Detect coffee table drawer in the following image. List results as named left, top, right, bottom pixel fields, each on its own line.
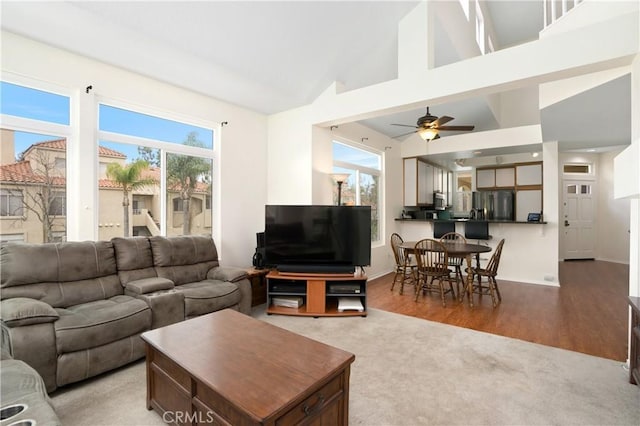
left=152, top=350, right=191, bottom=390
left=276, top=373, right=344, bottom=425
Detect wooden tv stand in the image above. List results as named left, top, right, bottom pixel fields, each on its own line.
left=266, top=270, right=367, bottom=317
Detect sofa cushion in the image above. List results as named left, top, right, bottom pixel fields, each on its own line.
left=150, top=235, right=219, bottom=267
left=54, top=295, right=151, bottom=353
left=112, top=237, right=157, bottom=285
left=1, top=241, right=117, bottom=287
left=124, top=277, right=174, bottom=295
left=1, top=297, right=59, bottom=327
left=174, top=281, right=241, bottom=317
left=0, top=241, right=122, bottom=308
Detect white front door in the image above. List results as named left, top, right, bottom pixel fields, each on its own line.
left=561, top=180, right=596, bottom=260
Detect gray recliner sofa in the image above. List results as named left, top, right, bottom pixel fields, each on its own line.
left=0, top=235, right=251, bottom=393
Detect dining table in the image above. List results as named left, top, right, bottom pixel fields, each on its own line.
left=399, top=240, right=493, bottom=307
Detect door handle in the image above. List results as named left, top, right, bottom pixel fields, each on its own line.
left=564, top=220, right=570, bottom=227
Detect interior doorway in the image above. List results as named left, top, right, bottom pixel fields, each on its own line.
left=561, top=179, right=596, bottom=260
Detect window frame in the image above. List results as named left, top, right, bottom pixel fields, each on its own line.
left=332, top=138, right=384, bottom=246
left=96, top=98, right=219, bottom=238
left=0, top=75, right=72, bottom=242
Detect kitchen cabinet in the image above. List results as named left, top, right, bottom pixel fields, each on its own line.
left=404, top=158, right=432, bottom=206
left=516, top=163, right=542, bottom=186
left=495, top=167, right=515, bottom=187
left=516, top=189, right=542, bottom=221
left=477, top=167, right=515, bottom=189
left=476, top=169, right=495, bottom=188
left=446, top=171, right=453, bottom=206
left=404, top=158, right=450, bottom=207
left=474, top=162, right=543, bottom=221
left=418, top=160, right=433, bottom=204
left=434, top=167, right=443, bottom=193
left=404, top=158, right=418, bottom=206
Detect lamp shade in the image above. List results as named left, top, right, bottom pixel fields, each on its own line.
left=331, top=173, right=351, bottom=183
left=418, top=128, right=438, bottom=141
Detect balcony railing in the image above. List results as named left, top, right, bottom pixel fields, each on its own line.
left=544, top=0, right=584, bottom=28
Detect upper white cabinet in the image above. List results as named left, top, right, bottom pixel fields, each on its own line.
left=404, top=158, right=418, bottom=206
left=476, top=169, right=495, bottom=189
left=495, top=167, right=515, bottom=187
left=417, top=161, right=433, bottom=204
left=403, top=158, right=448, bottom=206
left=516, top=163, right=543, bottom=186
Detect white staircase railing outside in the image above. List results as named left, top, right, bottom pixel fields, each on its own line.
left=543, top=0, right=584, bottom=28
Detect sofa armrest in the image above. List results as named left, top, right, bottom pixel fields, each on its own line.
left=125, top=277, right=174, bottom=295
left=0, top=298, right=59, bottom=327
left=207, top=266, right=248, bottom=283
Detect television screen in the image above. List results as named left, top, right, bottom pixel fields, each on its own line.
left=264, top=205, right=371, bottom=273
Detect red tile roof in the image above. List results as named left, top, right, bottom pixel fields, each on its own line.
left=0, top=161, right=65, bottom=186
left=2, top=144, right=209, bottom=193
left=22, top=139, right=126, bottom=159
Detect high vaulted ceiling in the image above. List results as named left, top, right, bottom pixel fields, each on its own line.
left=1, top=1, right=632, bottom=157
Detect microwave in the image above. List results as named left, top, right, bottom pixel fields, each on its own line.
left=433, top=192, right=445, bottom=210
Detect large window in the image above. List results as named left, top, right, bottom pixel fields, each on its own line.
left=0, top=81, right=70, bottom=243
left=98, top=103, right=215, bottom=239
left=332, top=140, right=382, bottom=243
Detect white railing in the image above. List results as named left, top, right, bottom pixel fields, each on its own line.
left=544, top=0, right=584, bottom=28
left=144, top=210, right=161, bottom=236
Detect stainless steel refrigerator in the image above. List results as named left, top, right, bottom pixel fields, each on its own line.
left=472, top=190, right=514, bottom=221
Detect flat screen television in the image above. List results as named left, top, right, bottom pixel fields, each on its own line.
left=264, top=205, right=371, bottom=274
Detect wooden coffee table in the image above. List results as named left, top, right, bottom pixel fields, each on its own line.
left=141, top=309, right=355, bottom=425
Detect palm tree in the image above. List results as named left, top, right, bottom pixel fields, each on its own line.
left=106, top=160, right=156, bottom=237
left=167, top=132, right=212, bottom=235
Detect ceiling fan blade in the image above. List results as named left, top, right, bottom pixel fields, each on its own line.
left=431, top=116, right=454, bottom=127
left=437, top=125, right=475, bottom=131
left=391, top=130, right=418, bottom=139
left=391, top=123, right=418, bottom=128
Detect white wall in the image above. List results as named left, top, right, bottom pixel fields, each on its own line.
left=266, top=105, right=313, bottom=205
left=1, top=31, right=268, bottom=268
left=597, top=149, right=631, bottom=264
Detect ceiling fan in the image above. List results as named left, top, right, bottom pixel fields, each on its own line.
left=391, top=107, right=475, bottom=141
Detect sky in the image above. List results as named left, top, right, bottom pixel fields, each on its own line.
left=2, top=81, right=380, bottom=170
left=1, top=81, right=213, bottom=161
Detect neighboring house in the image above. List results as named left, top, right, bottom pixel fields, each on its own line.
left=0, top=135, right=67, bottom=243
left=0, top=134, right=212, bottom=243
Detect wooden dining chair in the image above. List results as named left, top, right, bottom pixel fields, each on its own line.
left=390, top=233, right=416, bottom=294
left=468, top=239, right=505, bottom=307
left=439, top=232, right=467, bottom=296
left=413, top=239, right=455, bottom=307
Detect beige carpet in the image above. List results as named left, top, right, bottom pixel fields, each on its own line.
left=51, top=307, right=640, bottom=425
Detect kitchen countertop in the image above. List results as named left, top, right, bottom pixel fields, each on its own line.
left=395, top=218, right=547, bottom=224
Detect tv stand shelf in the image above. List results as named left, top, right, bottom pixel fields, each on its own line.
left=266, top=271, right=367, bottom=317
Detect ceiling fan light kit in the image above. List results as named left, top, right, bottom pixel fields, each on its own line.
left=391, top=106, right=475, bottom=141
left=418, top=128, right=438, bottom=141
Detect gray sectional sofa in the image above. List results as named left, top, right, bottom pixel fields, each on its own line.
left=0, top=235, right=251, bottom=394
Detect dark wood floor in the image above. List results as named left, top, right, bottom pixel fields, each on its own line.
left=367, top=260, right=630, bottom=361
